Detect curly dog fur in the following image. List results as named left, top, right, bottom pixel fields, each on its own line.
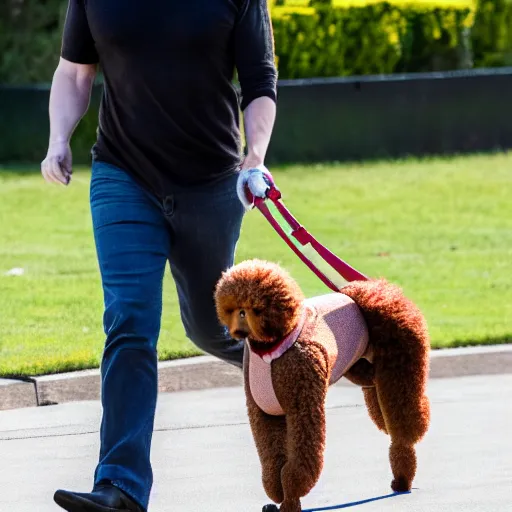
left=214, top=259, right=430, bottom=512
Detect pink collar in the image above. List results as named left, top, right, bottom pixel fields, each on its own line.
left=248, top=307, right=307, bottom=363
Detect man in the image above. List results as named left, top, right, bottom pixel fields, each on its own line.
left=41, top=0, right=277, bottom=510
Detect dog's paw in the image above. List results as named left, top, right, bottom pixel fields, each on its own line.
left=262, top=504, right=279, bottom=512
left=391, top=476, right=412, bottom=493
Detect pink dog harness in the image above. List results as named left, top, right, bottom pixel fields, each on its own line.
left=247, top=293, right=370, bottom=416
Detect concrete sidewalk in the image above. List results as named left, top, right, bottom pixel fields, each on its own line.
left=2, top=343, right=512, bottom=411
left=1, top=373, right=511, bottom=512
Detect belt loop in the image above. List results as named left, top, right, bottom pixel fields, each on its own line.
left=163, top=195, right=174, bottom=216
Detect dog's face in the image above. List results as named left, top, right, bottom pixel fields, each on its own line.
left=214, top=259, right=305, bottom=344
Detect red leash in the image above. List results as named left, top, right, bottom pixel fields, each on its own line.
left=248, top=177, right=369, bottom=291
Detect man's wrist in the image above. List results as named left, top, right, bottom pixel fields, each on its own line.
left=242, top=150, right=265, bottom=170
left=49, top=136, right=70, bottom=145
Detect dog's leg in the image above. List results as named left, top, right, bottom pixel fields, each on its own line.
left=344, top=359, right=388, bottom=434
left=273, top=343, right=330, bottom=512
left=375, top=365, right=430, bottom=492
left=362, top=386, right=388, bottom=434
left=341, top=278, right=430, bottom=492
left=247, top=398, right=288, bottom=504
left=344, top=359, right=387, bottom=433
left=243, top=346, right=287, bottom=504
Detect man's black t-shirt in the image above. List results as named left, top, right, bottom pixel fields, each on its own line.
left=61, top=0, right=277, bottom=198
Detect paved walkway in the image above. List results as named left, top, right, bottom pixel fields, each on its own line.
left=1, top=374, right=510, bottom=512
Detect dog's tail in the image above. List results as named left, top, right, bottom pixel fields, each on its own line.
left=341, top=278, right=431, bottom=443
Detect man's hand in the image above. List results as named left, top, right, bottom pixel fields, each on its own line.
left=41, top=140, right=73, bottom=185
left=236, top=165, right=274, bottom=210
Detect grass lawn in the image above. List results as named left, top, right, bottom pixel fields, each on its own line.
left=0, top=152, right=511, bottom=377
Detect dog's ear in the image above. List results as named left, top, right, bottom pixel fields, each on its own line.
left=214, top=268, right=235, bottom=302
left=214, top=278, right=234, bottom=316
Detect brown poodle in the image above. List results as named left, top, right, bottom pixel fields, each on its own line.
left=214, top=259, right=430, bottom=512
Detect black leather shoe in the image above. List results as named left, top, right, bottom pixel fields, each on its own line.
left=54, top=482, right=144, bottom=512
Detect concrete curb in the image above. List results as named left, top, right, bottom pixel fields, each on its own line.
left=0, top=379, right=38, bottom=409
left=1, top=344, right=511, bottom=411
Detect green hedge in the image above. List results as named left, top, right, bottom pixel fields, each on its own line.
left=0, top=0, right=65, bottom=84
left=471, top=0, right=512, bottom=67
left=1, top=0, right=510, bottom=86
left=271, top=0, right=475, bottom=78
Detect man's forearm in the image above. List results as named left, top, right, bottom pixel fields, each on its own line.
left=49, top=59, right=97, bottom=144
left=242, top=96, right=276, bottom=169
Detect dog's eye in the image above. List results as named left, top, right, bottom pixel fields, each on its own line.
left=239, top=310, right=246, bottom=318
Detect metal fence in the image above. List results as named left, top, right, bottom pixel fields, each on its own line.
left=1, top=67, right=511, bottom=167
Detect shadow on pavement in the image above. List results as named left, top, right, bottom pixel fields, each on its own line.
left=304, top=491, right=411, bottom=510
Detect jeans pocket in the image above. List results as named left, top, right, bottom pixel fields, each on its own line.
left=90, top=163, right=159, bottom=230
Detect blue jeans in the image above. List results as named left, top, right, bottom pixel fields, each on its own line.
left=89, top=161, right=245, bottom=510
